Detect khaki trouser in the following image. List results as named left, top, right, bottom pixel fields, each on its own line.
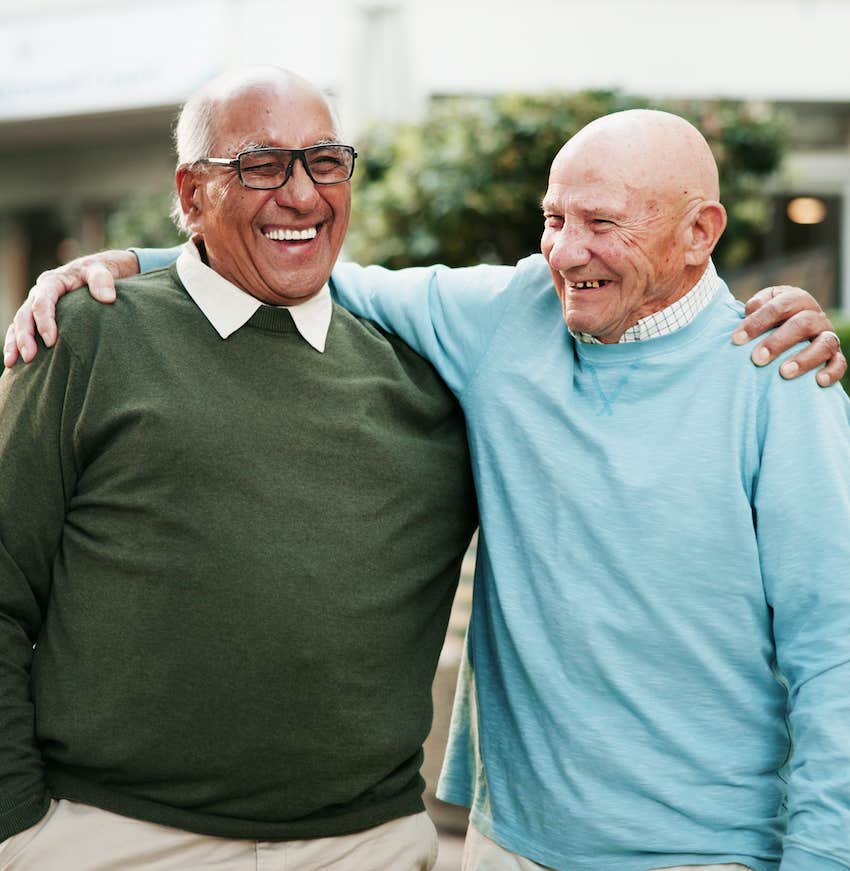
left=462, top=825, right=754, bottom=871
left=0, top=799, right=438, bottom=871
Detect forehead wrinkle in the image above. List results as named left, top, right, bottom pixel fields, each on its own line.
left=548, top=184, right=631, bottom=221
left=541, top=193, right=562, bottom=213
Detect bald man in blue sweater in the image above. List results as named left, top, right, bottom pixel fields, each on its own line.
left=325, top=111, right=850, bottom=871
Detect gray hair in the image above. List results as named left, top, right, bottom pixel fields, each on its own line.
left=170, top=86, right=218, bottom=233
left=169, top=66, right=344, bottom=235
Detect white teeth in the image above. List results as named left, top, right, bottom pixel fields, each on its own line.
left=264, top=227, right=318, bottom=241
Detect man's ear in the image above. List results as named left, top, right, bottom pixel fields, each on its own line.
left=176, top=165, right=204, bottom=233
left=684, top=202, right=727, bottom=266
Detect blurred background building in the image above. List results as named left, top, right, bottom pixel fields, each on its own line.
left=2, top=0, right=849, bottom=327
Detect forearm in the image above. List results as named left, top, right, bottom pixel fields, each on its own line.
left=0, top=584, right=50, bottom=840
left=0, top=420, right=53, bottom=838
left=780, top=655, right=850, bottom=868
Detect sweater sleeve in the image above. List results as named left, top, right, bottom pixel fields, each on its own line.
left=753, top=370, right=850, bottom=870
left=330, top=260, right=517, bottom=396
left=131, top=245, right=183, bottom=273
left=0, top=339, right=84, bottom=840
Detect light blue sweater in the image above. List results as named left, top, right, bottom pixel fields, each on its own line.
left=138, top=248, right=850, bottom=871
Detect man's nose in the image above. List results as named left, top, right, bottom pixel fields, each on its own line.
left=547, top=226, right=591, bottom=271
left=274, top=158, right=320, bottom=209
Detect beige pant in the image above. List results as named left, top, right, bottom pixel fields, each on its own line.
left=0, top=799, right=438, bottom=871
left=462, top=825, right=753, bottom=871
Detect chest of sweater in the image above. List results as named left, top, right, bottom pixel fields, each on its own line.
left=57, top=302, right=476, bottom=623
left=461, top=293, right=774, bottom=678
left=468, top=324, right=758, bottom=535
left=68, top=300, right=470, bottom=536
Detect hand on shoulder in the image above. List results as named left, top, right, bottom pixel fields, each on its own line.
left=4, top=250, right=139, bottom=368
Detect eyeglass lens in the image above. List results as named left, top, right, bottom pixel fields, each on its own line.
left=239, top=146, right=354, bottom=188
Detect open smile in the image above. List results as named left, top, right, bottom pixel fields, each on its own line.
left=262, top=224, right=320, bottom=242
left=567, top=280, right=612, bottom=289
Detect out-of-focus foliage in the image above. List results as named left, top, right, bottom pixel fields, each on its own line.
left=346, top=91, right=786, bottom=271
left=668, top=98, right=785, bottom=270
left=104, top=184, right=186, bottom=250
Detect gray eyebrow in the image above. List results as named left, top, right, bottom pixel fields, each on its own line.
left=236, top=138, right=345, bottom=152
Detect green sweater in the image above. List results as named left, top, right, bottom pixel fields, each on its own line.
left=0, top=265, right=476, bottom=840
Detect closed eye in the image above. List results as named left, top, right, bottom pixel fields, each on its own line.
left=246, top=162, right=284, bottom=175
left=310, top=157, right=345, bottom=173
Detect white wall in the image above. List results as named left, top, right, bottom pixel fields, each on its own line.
left=3, top=0, right=850, bottom=127
left=399, top=0, right=850, bottom=102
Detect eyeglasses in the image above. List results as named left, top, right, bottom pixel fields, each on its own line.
left=194, top=145, right=357, bottom=189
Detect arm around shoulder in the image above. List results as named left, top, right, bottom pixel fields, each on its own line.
left=4, top=247, right=150, bottom=368
left=131, top=245, right=183, bottom=273
left=331, top=258, right=526, bottom=395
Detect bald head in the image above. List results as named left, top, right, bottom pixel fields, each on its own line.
left=553, top=109, right=720, bottom=211
left=200, top=65, right=320, bottom=102
left=541, top=109, right=727, bottom=343
left=174, top=66, right=341, bottom=167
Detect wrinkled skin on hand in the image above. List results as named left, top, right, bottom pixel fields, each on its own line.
left=4, top=250, right=138, bottom=366
left=731, top=285, right=846, bottom=387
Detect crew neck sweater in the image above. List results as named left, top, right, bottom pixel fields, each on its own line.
left=0, top=264, right=476, bottom=841
left=328, top=254, right=850, bottom=871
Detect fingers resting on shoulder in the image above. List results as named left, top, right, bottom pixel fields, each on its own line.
left=733, top=285, right=846, bottom=387
left=3, top=250, right=138, bottom=368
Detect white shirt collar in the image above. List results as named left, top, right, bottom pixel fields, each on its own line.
left=175, top=239, right=332, bottom=352
left=573, top=261, right=721, bottom=344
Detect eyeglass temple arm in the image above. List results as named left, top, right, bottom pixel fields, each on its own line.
left=196, top=157, right=239, bottom=167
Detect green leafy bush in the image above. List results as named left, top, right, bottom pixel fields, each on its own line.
left=105, top=185, right=187, bottom=250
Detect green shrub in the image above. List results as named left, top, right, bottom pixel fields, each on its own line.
left=105, top=185, right=187, bottom=250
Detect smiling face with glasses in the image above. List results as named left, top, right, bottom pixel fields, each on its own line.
left=195, top=144, right=357, bottom=190
left=176, top=76, right=353, bottom=307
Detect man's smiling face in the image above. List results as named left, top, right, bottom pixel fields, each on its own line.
left=181, top=76, right=351, bottom=306
left=540, top=152, right=691, bottom=343
left=538, top=110, right=729, bottom=343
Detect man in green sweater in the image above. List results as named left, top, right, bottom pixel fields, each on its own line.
left=0, top=66, right=477, bottom=869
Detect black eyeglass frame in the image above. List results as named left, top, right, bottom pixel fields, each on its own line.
left=193, top=145, right=358, bottom=189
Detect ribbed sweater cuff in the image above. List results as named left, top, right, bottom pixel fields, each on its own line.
left=0, top=792, right=51, bottom=842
